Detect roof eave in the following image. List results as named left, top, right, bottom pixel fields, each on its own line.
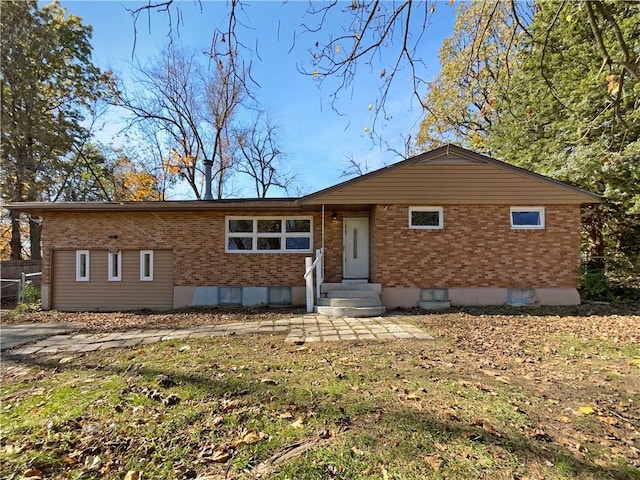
left=4, top=199, right=303, bottom=214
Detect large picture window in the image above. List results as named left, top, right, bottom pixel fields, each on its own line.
left=409, top=207, right=444, bottom=229
left=226, top=217, right=313, bottom=253
left=510, top=207, right=545, bottom=229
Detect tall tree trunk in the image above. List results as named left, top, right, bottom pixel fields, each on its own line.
left=583, top=206, right=605, bottom=270
left=29, top=215, right=42, bottom=260
left=9, top=210, right=22, bottom=260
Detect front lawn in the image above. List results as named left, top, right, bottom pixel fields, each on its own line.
left=1, top=309, right=639, bottom=479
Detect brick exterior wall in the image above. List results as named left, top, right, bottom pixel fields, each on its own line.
left=40, top=204, right=581, bottom=291
left=41, top=210, right=322, bottom=287
left=369, top=204, right=581, bottom=288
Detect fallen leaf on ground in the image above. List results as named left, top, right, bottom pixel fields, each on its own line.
left=211, top=414, right=224, bottom=426
left=84, top=454, right=101, bottom=470
left=444, top=410, right=458, bottom=421
left=598, top=415, right=617, bottom=425
left=351, top=446, right=366, bottom=456
left=291, top=418, right=305, bottom=429
left=22, top=467, right=43, bottom=479
left=578, top=406, right=595, bottom=415
left=210, top=449, right=232, bottom=463
left=123, top=471, right=143, bottom=480
left=241, top=430, right=268, bottom=445
left=424, top=454, right=443, bottom=471
left=3, top=444, right=23, bottom=454
left=200, top=446, right=232, bottom=464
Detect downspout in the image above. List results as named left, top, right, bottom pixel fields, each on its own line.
left=203, top=159, right=213, bottom=200
left=321, top=204, right=325, bottom=281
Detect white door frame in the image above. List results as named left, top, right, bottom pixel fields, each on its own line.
left=342, top=217, right=369, bottom=279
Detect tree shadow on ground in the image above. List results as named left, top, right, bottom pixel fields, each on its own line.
left=3, top=351, right=638, bottom=480
left=378, top=408, right=639, bottom=480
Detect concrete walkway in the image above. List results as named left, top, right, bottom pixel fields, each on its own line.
left=0, top=323, right=78, bottom=352
left=2, top=315, right=433, bottom=357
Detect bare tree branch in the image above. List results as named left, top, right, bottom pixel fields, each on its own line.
left=339, top=153, right=369, bottom=179
left=298, top=1, right=435, bottom=131
left=233, top=112, right=295, bottom=197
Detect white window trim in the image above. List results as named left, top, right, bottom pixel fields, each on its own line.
left=409, top=207, right=444, bottom=230
left=140, top=250, right=154, bottom=281
left=108, top=250, right=122, bottom=281
left=75, top=250, right=90, bottom=282
left=225, top=216, right=313, bottom=253
left=510, top=207, right=545, bottom=229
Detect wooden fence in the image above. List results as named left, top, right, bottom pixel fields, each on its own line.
left=1, top=260, right=42, bottom=302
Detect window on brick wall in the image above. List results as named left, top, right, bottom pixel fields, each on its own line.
left=76, top=250, right=90, bottom=281
left=225, top=216, right=313, bottom=253
left=409, top=207, right=443, bottom=229
left=510, top=207, right=545, bottom=229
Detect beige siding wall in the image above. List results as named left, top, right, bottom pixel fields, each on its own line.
left=369, top=204, right=581, bottom=288
left=309, top=162, right=591, bottom=205
left=52, top=249, right=173, bottom=311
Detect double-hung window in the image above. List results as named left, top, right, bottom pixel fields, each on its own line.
left=409, top=207, right=444, bottom=229
left=107, top=250, right=122, bottom=281
left=226, top=217, right=313, bottom=253
left=76, top=250, right=90, bottom=281
left=510, top=207, right=545, bottom=229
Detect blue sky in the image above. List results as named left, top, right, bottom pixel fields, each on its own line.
left=56, top=1, right=457, bottom=198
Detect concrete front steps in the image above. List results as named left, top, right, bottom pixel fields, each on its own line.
left=316, top=282, right=386, bottom=317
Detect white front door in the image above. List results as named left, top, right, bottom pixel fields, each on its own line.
left=343, top=217, right=369, bottom=279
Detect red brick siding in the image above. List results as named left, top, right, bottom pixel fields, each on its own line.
left=370, top=204, right=581, bottom=288
left=42, top=211, right=321, bottom=287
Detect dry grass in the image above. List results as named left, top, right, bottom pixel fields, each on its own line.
left=1, top=307, right=639, bottom=479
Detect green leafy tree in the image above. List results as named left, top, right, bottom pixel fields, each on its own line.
left=418, top=1, right=640, bottom=286
left=0, top=0, right=114, bottom=259
left=488, top=1, right=640, bottom=284
left=416, top=1, right=519, bottom=150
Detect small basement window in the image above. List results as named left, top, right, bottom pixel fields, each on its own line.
left=140, top=250, right=154, bottom=281
left=108, top=250, right=122, bottom=281
left=510, top=207, right=545, bottom=229
left=76, top=250, right=90, bottom=282
left=219, top=286, right=242, bottom=305
left=409, top=207, right=443, bottom=229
